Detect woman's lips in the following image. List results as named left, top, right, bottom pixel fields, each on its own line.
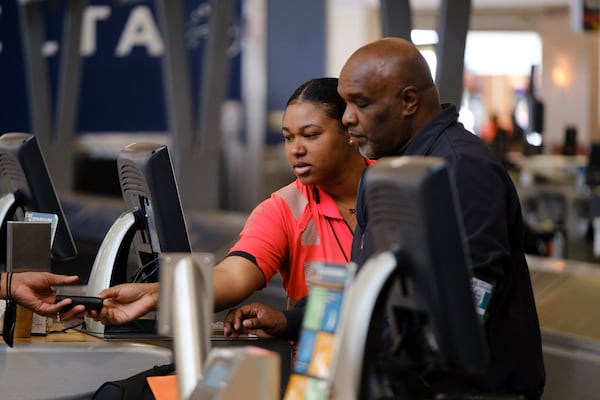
left=294, top=163, right=311, bottom=175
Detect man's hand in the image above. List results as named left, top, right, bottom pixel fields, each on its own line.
left=11, top=272, right=84, bottom=318
left=90, top=282, right=158, bottom=325
left=223, top=302, right=287, bottom=339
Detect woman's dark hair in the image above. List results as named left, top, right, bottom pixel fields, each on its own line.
left=285, top=77, right=346, bottom=123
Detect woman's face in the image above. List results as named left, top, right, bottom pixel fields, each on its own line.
left=282, top=101, right=352, bottom=187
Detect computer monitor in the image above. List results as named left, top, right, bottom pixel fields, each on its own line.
left=334, top=156, right=488, bottom=399
left=118, top=142, right=192, bottom=283
left=84, top=142, right=191, bottom=336
left=562, top=126, right=577, bottom=156
left=586, top=144, right=600, bottom=187
left=0, top=132, right=77, bottom=268
left=514, top=95, right=544, bottom=134
left=514, top=94, right=545, bottom=155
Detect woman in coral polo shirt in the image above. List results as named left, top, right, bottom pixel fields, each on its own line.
left=92, top=77, right=372, bottom=326
left=225, top=77, right=373, bottom=309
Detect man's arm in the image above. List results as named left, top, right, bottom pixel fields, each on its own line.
left=0, top=271, right=84, bottom=317
left=281, top=296, right=307, bottom=341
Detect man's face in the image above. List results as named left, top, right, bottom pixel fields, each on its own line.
left=338, top=60, right=408, bottom=159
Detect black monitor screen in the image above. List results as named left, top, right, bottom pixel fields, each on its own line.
left=586, top=144, right=600, bottom=188
left=562, top=126, right=577, bottom=156
left=358, top=156, right=489, bottom=396
left=514, top=95, right=544, bottom=134
left=0, top=132, right=77, bottom=267
left=116, top=142, right=191, bottom=283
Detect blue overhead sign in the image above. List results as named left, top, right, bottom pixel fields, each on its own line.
left=0, top=0, right=241, bottom=134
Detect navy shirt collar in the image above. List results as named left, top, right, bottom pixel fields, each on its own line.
left=403, top=103, right=459, bottom=157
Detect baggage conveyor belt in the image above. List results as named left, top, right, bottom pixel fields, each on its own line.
left=527, top=255, right=600, bottom=399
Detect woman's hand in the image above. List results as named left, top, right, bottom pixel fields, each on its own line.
left=90, top=282, right=159, bottom=325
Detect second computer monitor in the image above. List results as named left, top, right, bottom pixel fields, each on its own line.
left=117, top=142, right=192, bottom=283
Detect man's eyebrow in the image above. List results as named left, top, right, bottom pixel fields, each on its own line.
left=344, top=92, right=366, bottom=100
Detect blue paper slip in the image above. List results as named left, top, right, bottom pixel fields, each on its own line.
left=25, top=212, right=58, bottom=247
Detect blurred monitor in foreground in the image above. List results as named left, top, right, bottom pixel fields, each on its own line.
left=334, top=156, right=488, bottom=399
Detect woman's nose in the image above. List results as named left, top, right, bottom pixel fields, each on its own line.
left=289, top=139, right=306, bottom=155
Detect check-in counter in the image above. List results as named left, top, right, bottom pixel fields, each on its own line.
left=0, top=321, right=291, bottom=400
left=0, top=324, right=172, bottom=400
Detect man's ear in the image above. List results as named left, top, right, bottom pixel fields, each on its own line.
left=401, top=86, right=419, bottom=116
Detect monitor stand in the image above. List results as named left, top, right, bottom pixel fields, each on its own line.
left=0, top=192, right=16, bottom=268
left=96, top=314, right=170, bottom=340
left=0, top=192, right=16, bottom=226
left=81, top=210, right=143, bottom=337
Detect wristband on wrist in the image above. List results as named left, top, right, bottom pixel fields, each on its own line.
left=3, top=272, right=8, bottom=300
left=7, top=272, right=13, bottom=301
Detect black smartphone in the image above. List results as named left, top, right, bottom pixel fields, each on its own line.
left=55, top=295, right=104, bottom=312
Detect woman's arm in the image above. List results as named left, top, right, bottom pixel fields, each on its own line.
left=213, top=255, right=266, bottom=312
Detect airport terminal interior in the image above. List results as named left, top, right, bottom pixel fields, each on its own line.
left=2, top=0, right=600, bottom=399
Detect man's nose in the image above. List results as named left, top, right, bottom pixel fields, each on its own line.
left=342, top=107, right=357, bottom=126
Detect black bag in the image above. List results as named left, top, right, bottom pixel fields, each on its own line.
left=91, top=363, right=175, bottom=400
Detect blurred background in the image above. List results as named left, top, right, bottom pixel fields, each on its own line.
left=3, top=2, right=600, bottom=397
left=2, top=0, right=596, bottom=213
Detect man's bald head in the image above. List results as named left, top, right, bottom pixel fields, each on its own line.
left=341, top=38, right=436, bottom=94
left=338, top=38, right=441, bottom=159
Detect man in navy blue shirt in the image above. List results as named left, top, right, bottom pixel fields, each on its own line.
left=337, top=37, right=544, bottom=399
left=224, top=38, right=545, bottom=399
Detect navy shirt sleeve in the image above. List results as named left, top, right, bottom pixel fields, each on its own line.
left=281, top=296, right=307, bottom=341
